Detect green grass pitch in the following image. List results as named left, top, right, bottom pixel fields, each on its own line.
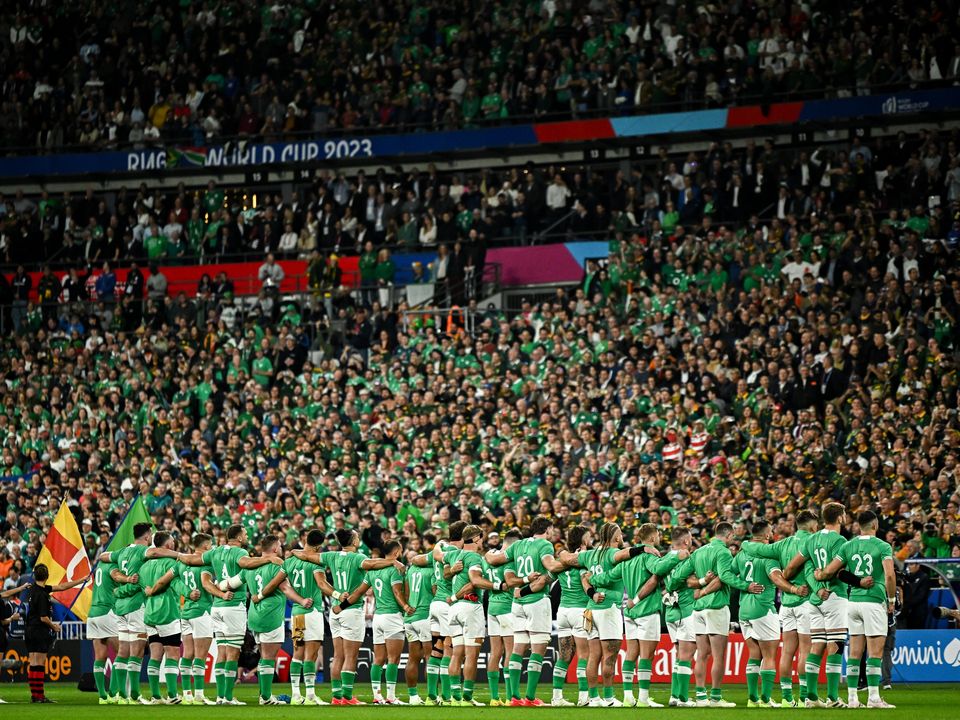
left=2, top=683, right=959, bottom=718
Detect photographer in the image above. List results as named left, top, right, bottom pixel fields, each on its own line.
left=0, top=581, right=29, bottom=703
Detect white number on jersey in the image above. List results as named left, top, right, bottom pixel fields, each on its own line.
left=852, top=553, right=874, bottom=576
left=744, top=560, right=755, bottom=583
left=516, top=556, right=535, bottom=576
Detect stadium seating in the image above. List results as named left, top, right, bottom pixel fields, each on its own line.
left=2, top=1, right=960, bottom=151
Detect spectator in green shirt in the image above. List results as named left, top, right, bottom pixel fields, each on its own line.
left=375, top=248, right=396, bottom=309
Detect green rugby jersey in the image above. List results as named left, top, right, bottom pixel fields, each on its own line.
left=451, top=549, right=484, bottom=605
left=203, top=545, right=250, bottom=608
left=321, top=551, right=366, bottom=595
left=406, top=563, right=434, bottom=621
left=505, top=537, right=554, bottom=605
left=139, top=557, right=179, bottom=627
left=366, top=566, right=404, bottom=614
left=89, top=559, right=117, bottom=619
left=622, top=550, right=683, bottom=619
left=837, top=535, right=893, bottom=604
left=663, top=557, right=695, bottom=623
left=557, top=567, right=589, bottom=609
left=243, top=563, right=285, bottom=632
left=732, top=549, right=778, bottom=621
left=801, top=530, right=847, bottom=606
left=581, top=546, right=623, bottom=610
left=741, top=529, right=812, bottom=608
left=177, top=563, right=213, bottom=620
left=483, top=557, right=513, bottom=616
left=432, top=541, right=455, bottom=598
left=284, top=556, right=324, bottom=615
left=691, top=538, right=752, bottom=611
left=114, top=544, right=149, bottom=615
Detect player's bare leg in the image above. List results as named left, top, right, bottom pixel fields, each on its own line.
left=693, top=633, right=711, bottom=704
left=779, top=629, right=799, bottom=706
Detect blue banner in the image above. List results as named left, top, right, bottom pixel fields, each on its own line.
left=799, top=87, right=960, bottom=122
left=3, top=87, right=960, bottom=180
left=889, top=630, right=960, bottom=682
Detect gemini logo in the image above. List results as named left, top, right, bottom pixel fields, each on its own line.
left=944, top=638, right=960, bottom=668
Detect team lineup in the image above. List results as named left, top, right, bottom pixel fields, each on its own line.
left=84, top=501, right=897, bottom=709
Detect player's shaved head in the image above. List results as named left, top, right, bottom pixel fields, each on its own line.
left=857, top=510, right=878, bottom=529
left=714, top=521, right=734, bottom=539
left=672, top=527, right=691, bottom=545
left=335, top=528, right=356, bottom=547
left=796, top=510, right=818, bottom=530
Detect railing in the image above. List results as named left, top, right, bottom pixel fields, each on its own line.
left=0, top=77, right=952, bottom=158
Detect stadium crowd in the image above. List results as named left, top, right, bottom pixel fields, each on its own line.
left=0, top=118, right=958, bottom=639
left=2, top=0, right=960, bottom=152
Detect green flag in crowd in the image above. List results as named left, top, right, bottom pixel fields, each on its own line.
left=106, top=496, right=154, bottom=552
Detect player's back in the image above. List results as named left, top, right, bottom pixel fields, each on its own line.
left=244, top=563, right=284, bottom=631
left=204, top=544, right=249, bottom=607
left=841, top=535, right=893, bottom=604
left=178, top=562, right=212, bottom=619
left=804, top=529, right=846, bottom=602
left=406, top=563, right=435, bottom=620
left=557, top=566, right=589, bottom=608
left=322, top=550, right=365, bottom=596
left=508, top=537, right=552, bottom=604
left=140, top=557, right=178, bottom=626
left=732, top=549, right=776, bottom=619
left=285, top=555, right=323, bottom=615
left=366, top=565, right=403, bottom=613
left=89, top=558, right=118, bottom=618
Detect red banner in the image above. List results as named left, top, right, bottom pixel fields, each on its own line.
left=567, top=633, right=827, bottom=683
left=19, top=255, right=363, bottom=303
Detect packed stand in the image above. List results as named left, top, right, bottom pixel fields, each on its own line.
left=0, top=129, right=959, bottom=632
left=2, top=0, right=960, bottom=152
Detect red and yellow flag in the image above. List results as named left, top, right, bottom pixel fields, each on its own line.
left=36, top=501, right=93, bottom=620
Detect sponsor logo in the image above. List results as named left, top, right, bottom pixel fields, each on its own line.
left=881, top=96, right=932, bottom=115
left=944, top=637, right=960, bottom=667
left=891, top=637, right=960, bottom=667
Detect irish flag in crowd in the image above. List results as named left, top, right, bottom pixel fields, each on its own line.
left=36, top=501, right=93, bottom=620
left=105, top=496, right=154, bottom=552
